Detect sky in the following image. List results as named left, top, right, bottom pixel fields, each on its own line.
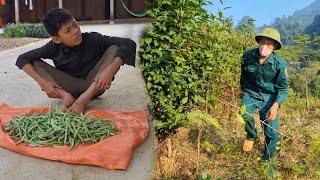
left=205, top=0, right=316, bottom=27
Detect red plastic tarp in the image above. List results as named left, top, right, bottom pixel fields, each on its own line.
left=0, top=103, right=148, bottom=170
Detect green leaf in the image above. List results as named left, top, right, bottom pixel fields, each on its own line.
left=162, top=0, right=171, bottom=5
left=175, top=56, right=186, bottom=64
left=176, top=66, right=184, bottom=72
left=185, top=24, right=193, bottom=31
left=181, top=97, right=188, bottom=104
left=142, top=54, right=149, bottom=60
left=218, top=11, right=223, bottom=18
left=138, top=47, right=145, bottom=53
left=267, top=164, right=278, bottom=179
left=236, top=114, right=246, bottom=127
left=205, top=118, right=221, bottom=129
left=240, top=104, right=246, bottom=115
left=145, top=38, right=152, bottom=45
left=151, top=49, right=163, bottom=57
left=161, top=26, right=167, bottom=32
left=154, top=40, right=159, bottom=46
left=169, top=30, right=176, bottom=35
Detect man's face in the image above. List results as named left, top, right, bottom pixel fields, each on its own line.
left=258, top=37, right=276, bottom=50
left=54, top=18, right=82, bottom=47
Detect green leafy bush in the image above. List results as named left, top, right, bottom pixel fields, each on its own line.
left=139, top=0, right=256, bottom=131
left=24, top=23, right=50, bottom=38
left=4, top=23, right=50, bottom=38
left=3, top=23, right=27, bottom=37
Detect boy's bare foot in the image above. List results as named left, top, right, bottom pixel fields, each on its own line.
left=66, top=82, right=100, bottom=114
left=55, top=88, right=76, bottom=111
left=67, top=102, right=86, bottom=114
left=60, top=94, right=76, bottom=111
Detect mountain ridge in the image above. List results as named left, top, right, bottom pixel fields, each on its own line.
left=288, top=0, right=320, bottom=26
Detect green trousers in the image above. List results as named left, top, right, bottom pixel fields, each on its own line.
left=241, top=93, right=279, bottom=160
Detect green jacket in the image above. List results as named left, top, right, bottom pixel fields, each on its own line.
left=240, top=48, right=288, bottom=105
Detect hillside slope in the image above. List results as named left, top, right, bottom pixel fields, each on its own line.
left=289, top=0, right=320, bottom=26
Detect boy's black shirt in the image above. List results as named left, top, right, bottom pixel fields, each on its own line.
left=16, top=32, right=136, bottom=79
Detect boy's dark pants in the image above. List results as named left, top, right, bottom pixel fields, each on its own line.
left=33, top=45, right=119, bottom=98
left=241, top=93, right=279, bottom=160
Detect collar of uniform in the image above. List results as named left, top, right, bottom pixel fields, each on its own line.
left=253, top=48, right=259, bottom=57
left=253, top=48, right=275, bottom=65
left=265, top=52, right=275, bottom=64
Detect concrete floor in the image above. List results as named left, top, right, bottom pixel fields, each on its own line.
left=0, top=23, right=153, bottom=180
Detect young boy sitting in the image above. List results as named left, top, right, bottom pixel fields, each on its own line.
left=15, top=8, right=136, bottom=114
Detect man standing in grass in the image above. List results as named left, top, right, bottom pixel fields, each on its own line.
left=15, top=8, right=136, bottom=114
left=240, top=28, right=288, bottom=161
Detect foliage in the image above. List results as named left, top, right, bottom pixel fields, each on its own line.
left=24, top=23, right=51, bottom=38
left=236, top=16, right=256, bottom=35
left=139, top=0, right=256, bottom=131
left=4, top=23, right=50, bottom=38
left=187, top=110, right=221, bottom=129
left=148, top=1, right=320, bottom=179
left=259, top=17, right=305, bottom=45
left=266, top=160, right=278, bottom=180
left=311, top=135, right=320, bottom=165
left=3, top=23, right=27, bottom=37
left=196, top=171, right=212, bottom=180
left=277, top=35, right=320, bottom=98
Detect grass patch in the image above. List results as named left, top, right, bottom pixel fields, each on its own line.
left=152, top=93, right=320, bottom=179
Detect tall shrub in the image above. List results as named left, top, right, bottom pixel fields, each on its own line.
left=139, top=0, right=256, bottom=131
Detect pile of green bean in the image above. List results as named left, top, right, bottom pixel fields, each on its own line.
left=3, top=109, right=117, bottom=149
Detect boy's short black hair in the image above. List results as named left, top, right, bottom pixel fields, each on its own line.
left=42, top=8, right=73, bottom=36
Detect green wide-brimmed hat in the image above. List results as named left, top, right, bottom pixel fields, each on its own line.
left=255, top=28, right=282, bottom=50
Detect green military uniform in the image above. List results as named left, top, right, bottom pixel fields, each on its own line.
left=240, top=47, right=288, bottom=160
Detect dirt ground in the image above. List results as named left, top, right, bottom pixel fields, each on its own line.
left=0, top=36, right=40, bottom=52
left=0, top=18, right=149, bottom=52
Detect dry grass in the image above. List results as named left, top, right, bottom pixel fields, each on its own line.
left=152, top=93, right=320, bottom=179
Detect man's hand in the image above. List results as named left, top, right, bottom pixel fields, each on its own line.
left=94, top=70, right=113, bottom=91
left=267, top=102, right=279, bottom=121
left=40, top=81, right=61, bottom=98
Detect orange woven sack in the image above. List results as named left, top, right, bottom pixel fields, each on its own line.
left=0, top=104, right=148, bottom=170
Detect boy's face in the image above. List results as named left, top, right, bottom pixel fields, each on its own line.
left=53, top=18, right=82, bottom=47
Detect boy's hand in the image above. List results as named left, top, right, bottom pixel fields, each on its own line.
left=94, top=70, right=113, bottom=91
left=41, top=81, right=61, bottom=98
left=267, top=102, right=279, bottom=121
left=93, top=57, right=123, bottom=91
